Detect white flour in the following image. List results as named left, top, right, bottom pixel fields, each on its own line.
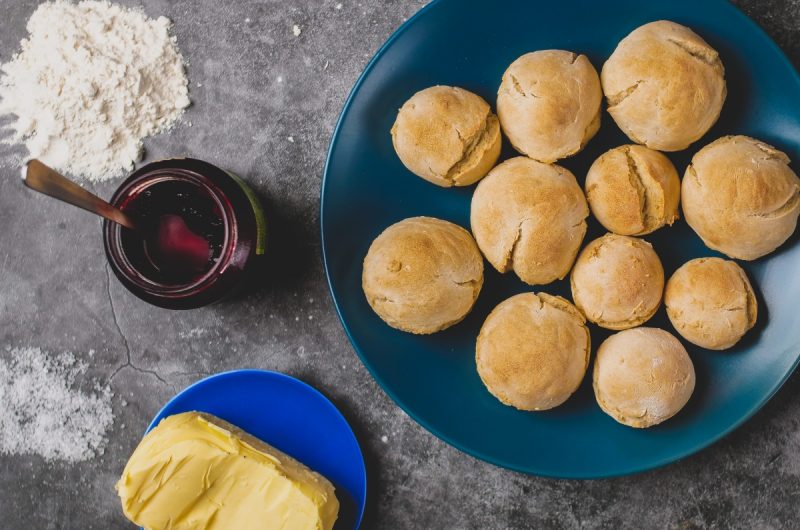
left=0, top=346, right=114, bottom=462
left=0, top=0, right=190, bottom=182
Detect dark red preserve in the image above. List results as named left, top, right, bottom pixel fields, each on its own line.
left=104, top=158, right=267, bottom=309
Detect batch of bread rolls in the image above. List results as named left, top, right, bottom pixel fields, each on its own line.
left=362, top=20, right=800, bottom=428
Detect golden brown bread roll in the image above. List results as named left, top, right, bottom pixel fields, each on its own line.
left=470, top=156, right=589, bottom=285
left=391, top=86, right=501, bottom=187
left=476, top=292, right=590, bottom=411
left=601, top=20, right=726, bottom=151
left=570, top=233, right=664, bottom=330
left=362, top=217, right=483, bottom=334
left=682, top=135, right=800, bottom=260
left=593, top=327, right=695, bottom=428
left=497, top=50, right=601, bottom=163
left=585, top=145, right=680, bottom=235
left=665, top=257, right=757, bottom=350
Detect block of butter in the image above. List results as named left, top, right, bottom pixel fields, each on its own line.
left=116, top=411, right=339, bottom=530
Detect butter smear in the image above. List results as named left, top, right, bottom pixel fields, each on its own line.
left=116, top=411, right=339, bottom=530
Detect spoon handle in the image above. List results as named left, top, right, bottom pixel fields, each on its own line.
left=24, top=160, right=137, bottom=230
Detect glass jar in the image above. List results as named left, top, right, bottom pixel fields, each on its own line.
left=104, top=158, right=267, bottom=309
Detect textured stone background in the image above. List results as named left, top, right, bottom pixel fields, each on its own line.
left=1, top=0, right=799, bottom=528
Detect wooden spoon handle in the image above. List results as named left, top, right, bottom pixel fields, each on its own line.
left=23, top=160, right=136, bottom=230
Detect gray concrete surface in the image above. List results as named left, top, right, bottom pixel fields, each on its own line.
left=1, top=0, right=799, bottom=528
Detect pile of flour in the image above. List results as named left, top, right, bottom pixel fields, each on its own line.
left=0, top=346, right=114, bottom=462
left=0, top=0, right=190, bottom=182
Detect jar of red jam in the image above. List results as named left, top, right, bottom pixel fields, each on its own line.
left=103, top=158, right=267, bottom=309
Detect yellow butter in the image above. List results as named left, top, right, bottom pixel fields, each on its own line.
left=116, top=411, right=339, bottom=530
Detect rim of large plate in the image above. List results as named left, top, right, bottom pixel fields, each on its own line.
left=320, top=0, right=800, bottom=479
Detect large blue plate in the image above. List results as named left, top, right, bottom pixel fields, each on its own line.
left=147, top=370, right=366, bottom=529
left=321, top=0, right=800, bottom=478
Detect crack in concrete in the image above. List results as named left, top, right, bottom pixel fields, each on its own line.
left=687, top=485, right=709, bottom=529
left=169, top=369, right=214, bottom=379
left=105, top=264, right=169, bottom=387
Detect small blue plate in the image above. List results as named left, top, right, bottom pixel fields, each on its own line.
left=147, top=370, right=367, bottom=529
left=321, top=0, right=800, bottom=478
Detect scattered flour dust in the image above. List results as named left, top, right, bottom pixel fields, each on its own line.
left=0, top=0, right=190, bottom=182
left=0, top=346, right=114, bottom=462
left=178, top=327, right=208, bottom=339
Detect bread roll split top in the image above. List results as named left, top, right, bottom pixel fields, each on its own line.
left=471, top=156, right=589, bottom=286
left=497, top=50, right=602, bottom=163
left=665, top=257, right=757, bottom=350
left=362, top=216, right=483, bottom=334
left=571, top=233, right=664, bottom=330
left=585, top=144, right=680, bottom=235
left=601, top=20, right=726, bottom=151
left=682, top=135, right=800, bottom=260
left=477, top=293, right=590, bottom=411
left=391, top=86, right=501, bottom=187
left=593, top=327, right=695, bottom=428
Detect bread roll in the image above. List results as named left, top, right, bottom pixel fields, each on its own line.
left=471, top=156, right=589, bottom=285
left=362, top=217, right=483, bottom=334
left=391, top=86, right=501, bottom=187
left=593, top=327, right=695, bottom=428
left=476, top=293, right=590, bottom=411
left=682, top=135, right=800, bottom=260
left=601, top=20, right=726, bottom=151
left=665, top=257, right=757, bottom=349
left=571, top=233, right=664, bottom=330
left=497, top=50, right=601, bottom=163
left=585, top=144, right=680, bottom=235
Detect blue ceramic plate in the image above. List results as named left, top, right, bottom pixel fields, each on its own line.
left=321, top=0, right=800, bottom=478
left=147, top=370, right=367, bottom=529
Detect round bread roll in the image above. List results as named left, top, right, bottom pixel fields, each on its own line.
left=601, top=20, right=726, bottom=151
left=682, top=135, right=800, bottom=260
left=593, top=327, right=695, bottom=428
left=470, top=156, right=589, bottom=285
left=362, top=217, right=483, bottom=334
left=665, top=257, right=757, bottom=350
left=391, top=86, right=501, bottom=187
left=585, top=145, right=681, bottom=235
left=476, top=292, right=591, bottom=411
left=571, top=233, right=664, bottom=330
left=497, top=50, right=601, bottom=163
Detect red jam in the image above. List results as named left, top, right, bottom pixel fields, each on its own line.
left=120, top=179, right=223, bottom=284
left=104, top=159, right=267, bottom=309
left=150, top=214, right=214, bottom=278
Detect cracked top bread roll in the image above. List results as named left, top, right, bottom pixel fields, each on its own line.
left=571, top=233, right=664, bottom=330
left=585, top=145, right=681, bottom=235
left=362, top=217, right=483, bottom=334
left=665, top=258, right=758, bottom=350
left=601, top=20, right=726, bottom=151
left=497, top=50, right=601, bottom=163
left=682, top=135, right=800, bottom=260
left=593, top=327, right=695, bottom=428
left=470, top=156, right=589, bottom=285
left=391, top=86, right=501, bottom=187
left=476, top=293, right=591, bottom=411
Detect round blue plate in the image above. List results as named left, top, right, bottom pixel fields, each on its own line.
left=147, top=370, right=367, bottom=529
left=321, top=0, right=800, bottom=478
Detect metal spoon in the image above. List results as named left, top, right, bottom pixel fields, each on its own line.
left=23, top=159, right=136, bottom=230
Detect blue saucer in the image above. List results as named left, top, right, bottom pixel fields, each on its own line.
left=147, top=370, right=366, bottom=529
left=321, top=0, right=800, bottom=478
